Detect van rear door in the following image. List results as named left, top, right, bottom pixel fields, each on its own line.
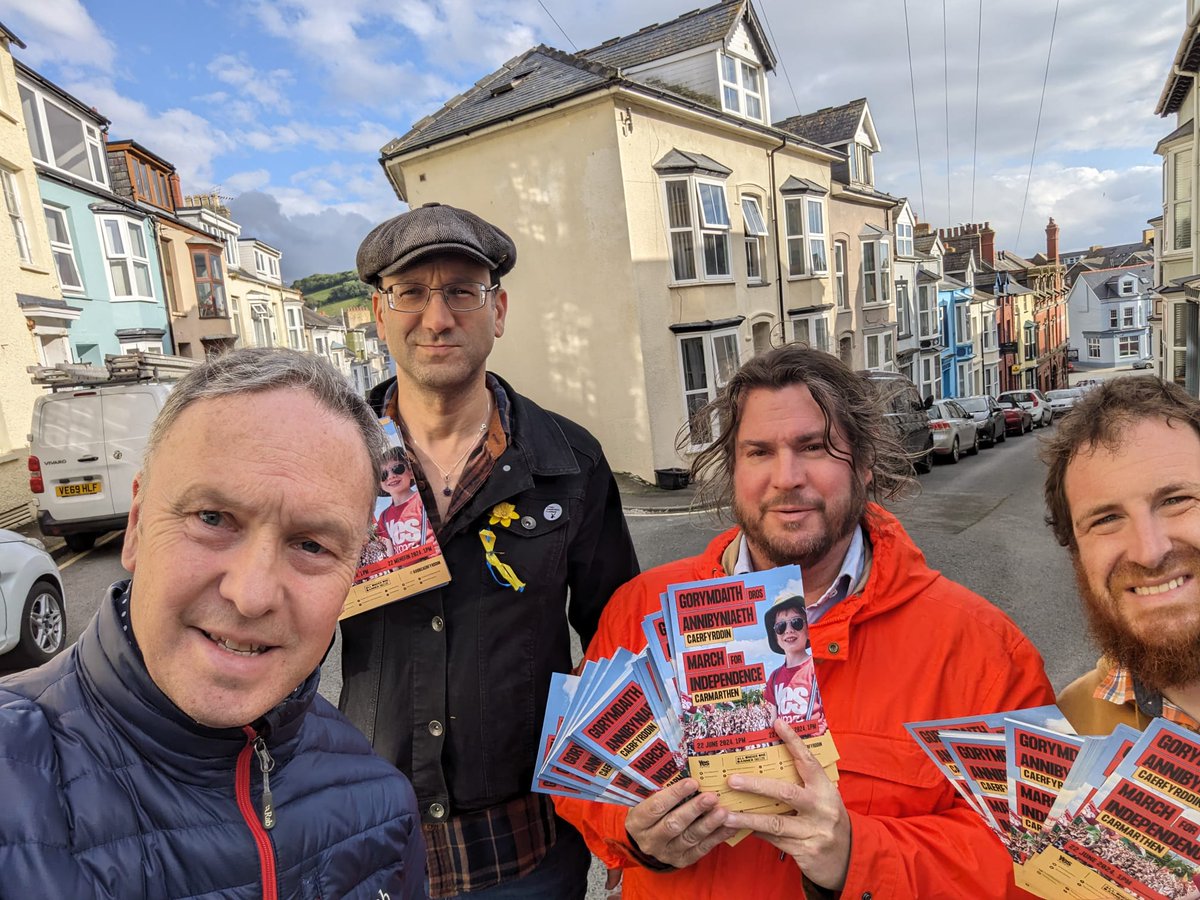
left=35, top=390, right=117, bottom=522
left=100, top=386, right=164, bottom=514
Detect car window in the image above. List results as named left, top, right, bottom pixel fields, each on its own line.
left=958, top=398, right=987, bottom=413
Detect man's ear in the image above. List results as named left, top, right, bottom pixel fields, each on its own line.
left=120, top=472, right=144, bottom=573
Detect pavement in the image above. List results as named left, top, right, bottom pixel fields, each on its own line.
left=613, top=470, right=706, bottom=514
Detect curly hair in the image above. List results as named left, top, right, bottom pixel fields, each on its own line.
left=1042, top=376, right=1200, bottom=549
left=682, top=344, right=916, bottom=518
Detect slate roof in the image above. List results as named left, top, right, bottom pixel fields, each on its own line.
left=302, top=307, right=340, bottom=328
left=1077, top=265, right=1153, bottom=298
left=779, top=175, right=827, bottom=194
left=581, top=1, right=771, bottom=70
left=774, top=99, right=867, bottom=147
left=914, top=233, right=939, bottom=255
left=1155, top=119, right=1193, bottom=153
left=653, top=149, right=733, bottom=176
left=383, top=45, right=616, bottom=156
left=942, top=250, right=973, bottom=275
left=1060, top=241, right=1154, bottom=271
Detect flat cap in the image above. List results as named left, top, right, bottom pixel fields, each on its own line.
left=356, top=202, right=517, bottom=285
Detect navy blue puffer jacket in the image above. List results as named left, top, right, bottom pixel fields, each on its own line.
left=0, top=582, right=425, bottom=899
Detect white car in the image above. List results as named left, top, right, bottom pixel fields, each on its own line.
left=997, top=389, right=1054, bottom=428
left=0, top=529, right=66, bottom=669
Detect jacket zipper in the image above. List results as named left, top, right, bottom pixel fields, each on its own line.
left=236, top=724, right=279, bottom=900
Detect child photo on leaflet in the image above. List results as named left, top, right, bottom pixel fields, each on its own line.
left=763, top=594, right=823, bottom=726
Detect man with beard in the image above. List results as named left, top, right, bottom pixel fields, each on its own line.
left=1047, top=376, right=1200, bottom=734
left=556, top=345, right=1054, bottom=898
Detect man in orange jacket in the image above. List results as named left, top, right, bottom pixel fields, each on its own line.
left=555, top=345, right=1054, bottom=898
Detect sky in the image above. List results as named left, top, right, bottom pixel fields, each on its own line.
left=0, top=0, right=1182, bottom=282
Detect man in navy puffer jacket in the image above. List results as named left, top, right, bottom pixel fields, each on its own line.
left=0, top=348, right=426, bottom=899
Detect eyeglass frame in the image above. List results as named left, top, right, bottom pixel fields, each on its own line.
left=380, top=462, right=409, bottom=480
left=772, top=616, right=807, bottom=636
left=379, top=280, right=500, bottom=314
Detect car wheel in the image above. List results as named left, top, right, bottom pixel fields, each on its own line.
left=1046, top=411, right=1054, bottom=427
left=915, top=444, right=933, bottom=474
left=64, top=532, right=97, bottom=553
left=1024, top=418, right=1032, bottom=434
left=996, top=423, right=1007, bottom=443
left=968, top=431, right=980, bottom=456
left=5, top=580, right=65, bottom=669
left=948, top=437, right=960, bottom=464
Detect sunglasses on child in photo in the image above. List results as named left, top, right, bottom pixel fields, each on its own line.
left=380, top=462, right=408, bottom=480
left=772, top=616, right=806, bottom=635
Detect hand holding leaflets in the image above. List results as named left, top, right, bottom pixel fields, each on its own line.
left=624, top=777, right=739, bottom=869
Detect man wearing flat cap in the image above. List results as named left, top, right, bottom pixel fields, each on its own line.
left=341, top=202, right=639, bottom=898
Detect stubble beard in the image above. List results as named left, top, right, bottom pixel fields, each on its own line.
left=734, top=477, right=866, bottom=570
left=1073, top=547, right=1200, bottom=691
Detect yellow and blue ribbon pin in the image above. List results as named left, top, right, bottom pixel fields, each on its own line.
left=479, top=528, right=526, bottom=592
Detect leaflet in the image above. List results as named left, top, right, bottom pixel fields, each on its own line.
left=1004, top=720, right=1089, bottom=862
left=341, top=417, right=451, bottom=619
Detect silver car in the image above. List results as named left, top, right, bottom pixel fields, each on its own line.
left=1046, top=388, right=1085, bottom=417
left=0, top=529, right=66, bottom=669
left=927, top=399, right=980, bottom=463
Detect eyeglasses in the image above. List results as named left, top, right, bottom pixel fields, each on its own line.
left=772, top=616, right=806, bottom=635
left=380, top=462, right=408, bottom=480
left=381, top=282, right=497, bottom=314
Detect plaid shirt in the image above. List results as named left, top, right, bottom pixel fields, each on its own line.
left=1095, top=662, right=1200, bottom=731
left=388, top=376, right=558, bottom=896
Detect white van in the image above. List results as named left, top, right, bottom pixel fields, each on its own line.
left=28, top=380, right=174, bottom=552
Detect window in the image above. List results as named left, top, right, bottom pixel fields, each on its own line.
left=679, top=330, right=740, bottom=446
left=160, top=239, right=179, bottom=314
left=862, top=239, right=890, bottom=304
left=865, top=332, right=894, bottom=371
left=1024, top=321, right=1037, bottom=361
left=1175, top=301, right=1188, bottom=349
left=1173, top=147, right=1192, bottom=252
left=1, top=168, right=31, bottom=264
left=1119, top=278, right=1135, bottom=297
left=785, top=197, right=828, bottom=277
left=99, top=215, right=154, bottom=300
left=792, top=315, right=829, bottom=352
left=955, top=304, right=971, bottom=342
left=193, top=250, right=228, bottom=318
left=918, top=285, right=938, bottom=339
left=741, top=196, right=768, bottom=284
left=223, top=237, right=238, bottom=268
left=129, top=157, right=172, bottom=210
left=44, top=206, right=82, bottom=290
left=663, top=177, right=732, bottom=282
left=920, top=355, right=942, bottom=401
left=981, top=312, right=993, bottom=350
left=1122, top=306, right=1135, bottom=327
left=1118, top=335, right=1140, bottom=358
left=834, top=241, right=848, bottom=308
left=286, top=307, right=304, bottom=350
left=896, top=280, right=912, bottom=336
left=983, top=366, right=994, bottom=397
left=1109, top=308, right=1119, bottom=329
left=896, top=222, right=914, bottom=257
left=18, top=84, right=108, bottom=188
left=847, top=143, right=873, bottom=185
left=250, top=302, right=274, bottom=347
left=1087, top=337, right=1101, bottom=358
left=719, top=54, right=763, bottom=122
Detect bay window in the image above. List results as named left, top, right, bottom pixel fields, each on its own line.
left=679, top=329, right=740, bottom=446
left=99, top=215, right=154, bottom=300
left=785, top=196, right=828, bottom=277
left=663, top=176, right=733, bottom=282
left=862, top=239, right=890, bottom=304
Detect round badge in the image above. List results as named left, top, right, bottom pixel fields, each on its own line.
left=543, top=503, right=563, bottom=521
left=520, top=516, right=537, bottom=530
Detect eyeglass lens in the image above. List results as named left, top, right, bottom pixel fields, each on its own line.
left=772, top=616, right=806, bottom=635
left=386, top=282, right=488, bottom=312
left=380, top=463, right=408, bottom=480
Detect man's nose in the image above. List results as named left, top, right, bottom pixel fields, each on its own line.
left=220, top=531, right=283, bottom=619
left=418, top=289, right=459, bottom=331
left=770, top=450, right=808, bottom=490
left=1126, top=513, right=1174, bottom=571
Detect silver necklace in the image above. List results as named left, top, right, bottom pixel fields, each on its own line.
left=411, top=399, right=490, bottom=497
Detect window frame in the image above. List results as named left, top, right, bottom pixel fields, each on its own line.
left=920, top=355, right=942, bottom=401
left=1109, top=308, right=1120, bottom=329
left=18, top=83, right=108, bottom=189
left=1, top=167, right=32, bottom=264
left=193, top=249, right=228, bottom=319
left=896, top=222, right=914, bottom=257
left=791, top=314, right=829, bottom=353
left=895, top=279, right=912, bottom=336
left=1172, top=146, right=1192, bottom=252
left=865, top=332, right=895, bottom=372
left=286, top=306, right=305, bottom=350
left=784, top=196, right=829, bottom=279
left=1118, top=334, right=1140, bottom=358
left=741, top=195, right=768, bottom=285
left=662, top=176, right=733, bottom=284
left=97, top=214, right=155, bottom=301
left=1122, top=305, right=1135, bottom=327
left=44, top=204, right=83, bottom=291
left=719, top=53, right=765, bottom=123
left=834, top=241, right=848, bottom=308
left=917, top=284, right=938, bottom=340
left=861, top=238, right=890, bottom=305
left=1087, top=337, right=1101, bottom=358
left=678, top=328, right=741, bottom=450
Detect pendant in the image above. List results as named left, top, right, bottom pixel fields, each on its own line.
left=442, top=486, right=453, bottom=497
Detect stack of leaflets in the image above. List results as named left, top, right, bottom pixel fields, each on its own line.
left=534, top=566, right=839, bottom=819
left=908, top=707, right=1200, bottom=899
left=340, top=418, right=451, bottom=619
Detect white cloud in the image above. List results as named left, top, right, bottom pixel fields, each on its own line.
left=0, top=0, right=115, bottom=71
left=206, top=53, right=293, bottom=112
left=223, top=168, right=273, bottom=193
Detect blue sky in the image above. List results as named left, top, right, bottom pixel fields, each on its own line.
left=0, top=0, right=1180, bottom=282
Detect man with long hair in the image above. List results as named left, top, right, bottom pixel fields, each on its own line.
left=556, top=345, right=1053, bottom=898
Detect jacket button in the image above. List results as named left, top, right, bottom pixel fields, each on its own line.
left=520, top=516, right=536, bottom=530
left=431, top=616, right=444, bottom=632
left=429, top=720, right=444, bottom=736
left=862, top=893, right=872, bottom=900
left=828, top=642, right=840, bottom=654
left=429, top=802, right=446, bottom=819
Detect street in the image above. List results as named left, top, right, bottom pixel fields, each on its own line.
left=43, top=419, right=1088, bottom=697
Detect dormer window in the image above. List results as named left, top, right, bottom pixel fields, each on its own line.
left=847, top=143, right=873, bottom=186
left=18, top=83, right=108, bottom=189
left=1119, top=277, right=1136, bottom=296
left=719, top=54, right=763, bottom=123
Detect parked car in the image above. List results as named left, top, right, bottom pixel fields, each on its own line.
left=997, top=388, right=1053, bottom=428
left=1046, top=388, right=1085, bottom=417
left=1074, top=378, right=1102, bottom=391
left=28, top=379, right=175, bottom=552
left=1002, top=399, right=1034, bottom=435
left=860, top=370, right=935, bottom=473
left=956, top=395, right=1007, bottom=447
left=0, top=529, right=66, bottom=669
left=927, top=399, right=980, bottom=464
left=1131, top=360, right=1154, bottom=370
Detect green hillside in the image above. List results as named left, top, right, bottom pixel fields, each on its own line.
left=291, top=270, right=373, bottom=313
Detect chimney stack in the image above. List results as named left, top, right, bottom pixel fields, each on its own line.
left=1046, top=217, right=1059, bottom=263
left=981, top=221, right=995, bottom=267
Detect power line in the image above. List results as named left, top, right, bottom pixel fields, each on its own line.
left=902, top=0, right=928, bottom=221
left=1015, top=0, right=1062, bottom=251
left=537, top=0, right=577, bottom=52
left=759, top=1, right=800, bottom=114
left=942, top=0, right=951, bottom=224
left=971, top=0, right=983, bottom=221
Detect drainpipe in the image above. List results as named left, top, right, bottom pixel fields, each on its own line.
left=768, top=133, right=788, bottom=339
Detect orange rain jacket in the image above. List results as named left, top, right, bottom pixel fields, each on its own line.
left=555, top=505, right=1054, bottom=899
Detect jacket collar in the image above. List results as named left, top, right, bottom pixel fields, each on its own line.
left=76, top=580, right=318, bottom=783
